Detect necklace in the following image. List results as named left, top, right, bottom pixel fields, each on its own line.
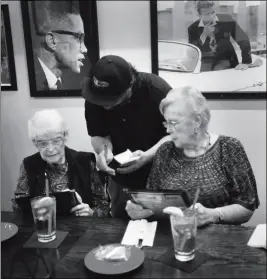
left=179, top=132, right=211, bottom=186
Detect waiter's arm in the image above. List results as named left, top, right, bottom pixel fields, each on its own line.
left=84, top=101, right=115, bottom=174
left=144, top=135, right=171, bottom=163
left=91, top=136, right=113, bottom=155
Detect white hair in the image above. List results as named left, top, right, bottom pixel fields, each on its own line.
left=159, top=86, right=211, bottom=129
left=28, top=109, right=68, bottom=141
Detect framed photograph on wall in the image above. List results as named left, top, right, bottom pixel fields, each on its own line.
left=1, top=4, right=17, bottom=91
left=21, top=0, right=99, bottom=97
left=150, top=0, right=266, bottom=99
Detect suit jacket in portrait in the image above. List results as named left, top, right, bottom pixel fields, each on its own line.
left=33, top=55, right=66, bottom=96
left=188, top=14, right=252, bottom=70
left=34, top=55, right=49, bottom=91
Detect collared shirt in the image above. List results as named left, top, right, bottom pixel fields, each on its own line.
left=38, top=57, right=62, bottom=90
left=199, top=16, right=219, bottom=47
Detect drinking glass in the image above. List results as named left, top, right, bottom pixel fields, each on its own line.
left=170, top=209, right=197, bottom=262
left=30, top=196, right=56, bottom=243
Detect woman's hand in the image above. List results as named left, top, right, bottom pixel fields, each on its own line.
left=193, top=203, right=219, bottom=227
left=70, top=203, right=93, bottom=216
left=70, top=191, right=94, bottom=216
left=125, top=200, right=154, bottom=220
left=117, top=150, right=150, bottom=174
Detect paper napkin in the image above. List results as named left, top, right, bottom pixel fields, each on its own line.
left=247, top=224, right=266, bottom=249
left=114, top=149, right=139, bottom=165
left=121, top=219, right=157, bottom=247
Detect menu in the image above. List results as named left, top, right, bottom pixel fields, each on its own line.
left=123, top=189, right=191, bottom=216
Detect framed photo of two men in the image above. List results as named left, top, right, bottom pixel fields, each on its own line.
left=21, top=0, right=99, bottom=97
left=150, top=0, right=266, bottom=99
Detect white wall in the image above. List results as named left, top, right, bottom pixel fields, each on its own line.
left=1, top=1, right=266, bottom=226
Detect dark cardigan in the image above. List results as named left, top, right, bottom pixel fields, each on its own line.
left=24, top=147, right=94, bottom=206
left=16, top=146, right=110, bottom=217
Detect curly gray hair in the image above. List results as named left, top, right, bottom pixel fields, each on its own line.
left=159, top=86, right=211, bottom=129
left=28, top=109, right=68, bottom=141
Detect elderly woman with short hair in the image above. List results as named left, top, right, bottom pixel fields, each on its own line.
left=12, top=109, right=110, bottom=217
left=126, top=86, right=259, bottom=226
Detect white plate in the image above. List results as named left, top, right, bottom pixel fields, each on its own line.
left=1, top=222, right=18, bottom=242
left=84, top=244, right=145, bottom=275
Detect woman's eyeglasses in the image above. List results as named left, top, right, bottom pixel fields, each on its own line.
left=35, top=137, right=64, bottom=149
left=163, top=115, right=190, bottom=129
left=163, top=120, right=180, bottom=129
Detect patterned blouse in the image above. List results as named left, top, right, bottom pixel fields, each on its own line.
left=146, top=136, right=260, bottom=210
left=12, top=160, right=110, bottom=217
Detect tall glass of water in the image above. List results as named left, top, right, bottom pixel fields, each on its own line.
left=170, top=209, right=197, bottom=262
left=31, top=196, right=56, bottom=243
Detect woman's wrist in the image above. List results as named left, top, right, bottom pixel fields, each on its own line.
left=213, top=208, right=224, bottom=223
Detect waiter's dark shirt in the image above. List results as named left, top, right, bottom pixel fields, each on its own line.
left=85, top=72, right=172, bottom=189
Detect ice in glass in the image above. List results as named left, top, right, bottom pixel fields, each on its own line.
left=31, top=196, right=56, bottom=243
left=170, top=209, right=197, bottom=262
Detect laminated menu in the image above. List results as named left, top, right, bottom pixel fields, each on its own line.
left=123, top=189, right=191, bottom=216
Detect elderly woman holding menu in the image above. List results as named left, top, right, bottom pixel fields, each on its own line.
left=12, top=109, right=110, bottom=217
left=126, top=86, right=259, bottom=226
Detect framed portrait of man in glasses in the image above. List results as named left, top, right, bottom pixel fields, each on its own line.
left=21, top=0, right=99, bottom=97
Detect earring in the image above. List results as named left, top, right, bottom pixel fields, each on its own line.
left=194, top=127, right=198, bottom=134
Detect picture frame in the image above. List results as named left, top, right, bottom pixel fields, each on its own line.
left=150, top=1, right=266, bottom=99
left=1, top=4, right=18, bottom=91
left=21, top=0, right=99, bottom=97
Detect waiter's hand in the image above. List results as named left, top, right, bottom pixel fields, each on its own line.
left=235, top=63, right=249, bottom=71
left=117, top=150, right=150, bottom=174
left=126, top=200, right=154, bottom=220
left=97, top=147, right=115, bottom=176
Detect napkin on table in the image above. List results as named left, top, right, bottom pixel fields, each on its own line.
left=247, top=224, right=266, bottom=249
left=121, top=219, right=157, bottom=247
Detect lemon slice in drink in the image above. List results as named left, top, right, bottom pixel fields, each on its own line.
left=34, top=197, right=54, bottom=209
left=163, top=206, right=184, bottom=216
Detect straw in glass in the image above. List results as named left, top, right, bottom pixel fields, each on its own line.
left=45, top=172, right=52, bottom=235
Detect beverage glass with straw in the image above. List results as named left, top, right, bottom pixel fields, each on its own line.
left=164, top=188, right=200, bottom=262
left=30, top=173, right=56, bottom=242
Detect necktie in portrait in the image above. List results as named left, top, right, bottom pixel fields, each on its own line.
left=209, top=37, right=217, bottom=52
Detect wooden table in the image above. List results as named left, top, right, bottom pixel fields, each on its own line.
left=1, top=211, right=266, bottom=278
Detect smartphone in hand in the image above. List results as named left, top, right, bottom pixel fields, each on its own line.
left=53, top=190, right=81, bottom=216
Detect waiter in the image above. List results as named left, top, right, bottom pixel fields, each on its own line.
left=82, top=55, right=172, bottom=218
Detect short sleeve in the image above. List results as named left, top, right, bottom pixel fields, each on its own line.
left=149, top=74, right=172, bottom=104
left=148, top=74, right=172, bottom=138
left=223, top=138, right=260, bottom=210
left=84, top=100, right=110, bottom=137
